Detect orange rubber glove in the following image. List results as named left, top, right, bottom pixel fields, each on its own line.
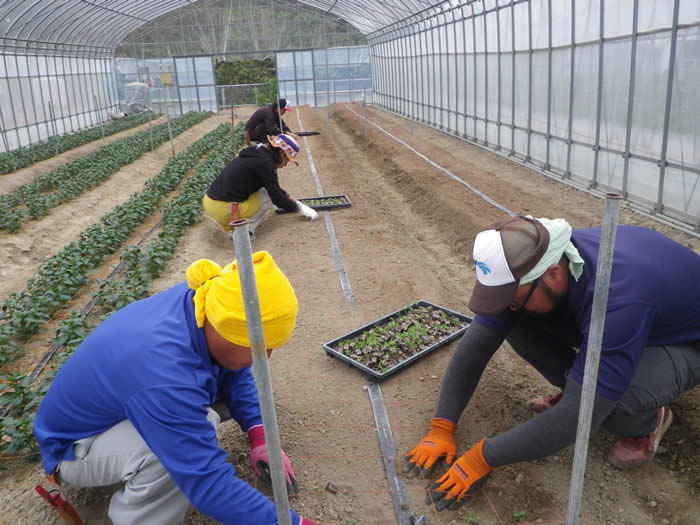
left=405, top=418, right=457, bottom=477
left=426, top=438, right=493, bottom=512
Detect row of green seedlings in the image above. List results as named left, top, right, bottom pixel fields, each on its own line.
left=0, top=123, right=242, bottom=457
left=0, top=122, right=233, bottom=368
left=300, top=197, right=348, bottom=208
left=337, top=305, right=468, bottom=373
left=0, top=113, right=159, bottom=175
left=0, top=111, right=212, bottom=233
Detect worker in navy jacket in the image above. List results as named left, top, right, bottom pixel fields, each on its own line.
left=407, top=216, right=700, bottom=512
left=34, top=252, right=333, bottom=525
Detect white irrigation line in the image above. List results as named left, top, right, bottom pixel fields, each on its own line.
left=294, top=110, right=416, bottom=525
left=343, top=104, right=514, bottom=218
left=357, top=104, right=700, bottom=241
left=295, top=111, right=355, bottom=305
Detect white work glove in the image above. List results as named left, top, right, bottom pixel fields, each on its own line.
left=297, top=202, right=318, bottom=220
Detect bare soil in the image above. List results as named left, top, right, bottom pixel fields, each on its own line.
left=0, top=104, right=697, bottom=525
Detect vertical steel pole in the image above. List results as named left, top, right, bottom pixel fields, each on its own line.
left=363, top=90, right=367, bottom=137
left=566, top=0, right=577, bottom=177
left=165, top=85, right=175, bottom=156
left=94, top=95, right=105, bottom=145
left=463, top=9, right=469, bottom=137
left=471, top=3, right=478, bottom=139
left=2, top=54, right=20, bottom=147
left=483, top=5, right=489, bottom=144
left=230, top=221, right=292, bottom=525
left=496, top=2, right=502, bottom=150
left=565, top=193, right=622, bottom=525
left=172, top=61, right=184, bottom=115
left=0, top=105, right=10, bottom=153
left=591, top=0, right=605, bottom=188
left=526, top=0, right=533, bottom=161
left=621, top=0, right=640, bottom=198
left=14, top=55, right=31, bottom=145
left=453, top=15, right=459, bottom=134
left=511, top=1, right=516, bottom=153
left=148, top=104, right=153, bottom=151
left=545, top=0, right=553, bottom=170
left=655, top=0, right=681, bottom=213
left=48, top=101, right=60, bottom=155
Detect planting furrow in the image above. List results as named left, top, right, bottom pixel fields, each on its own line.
left=0, top=123, right=244, bottom=456
left=0, top=123, right=232, bottom=367
left=0, top=113, right=159, bottom=175
left=0, top=111, right=212, bottom=233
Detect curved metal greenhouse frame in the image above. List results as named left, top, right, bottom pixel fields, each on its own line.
left=0, top=0, right=698, bottom=231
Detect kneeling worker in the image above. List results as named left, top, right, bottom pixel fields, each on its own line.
left=407, top=216, right=700, bottom=511
left=203, top=133, right=317, bottom=238
left=245, top=99, right=298, bottom=145
left=34, top=252, right=335, bottom=525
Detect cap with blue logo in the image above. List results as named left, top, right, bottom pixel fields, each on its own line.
left=469, top=216, right=550, bottom=315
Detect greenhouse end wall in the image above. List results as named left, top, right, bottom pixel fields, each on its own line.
left=0, top=54, right=118, bottom=153
left=370, top=0, right=700, bottom=231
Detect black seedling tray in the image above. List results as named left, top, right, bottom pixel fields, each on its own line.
left=323, top=300, right=472, bottom=381
left=276, top=194, right=352, bottom=213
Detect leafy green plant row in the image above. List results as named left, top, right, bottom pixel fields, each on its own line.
left=0, top=123, right=232, bottom=367
left=0, top=123, right=244, bottom=457
left=0, top=113, right=159, bottom=175
left=0, top=111, right=212, bottom=233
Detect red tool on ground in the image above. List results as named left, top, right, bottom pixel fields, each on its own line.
left=35, top=484, right=83, bottom=525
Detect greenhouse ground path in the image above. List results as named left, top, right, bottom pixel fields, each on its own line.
left=0, top=106, right=697, bottom=525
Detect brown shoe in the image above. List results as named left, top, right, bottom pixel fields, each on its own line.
left=526, top=391, right=563, bottom=413
left=607, top=406, right=673, bottom=470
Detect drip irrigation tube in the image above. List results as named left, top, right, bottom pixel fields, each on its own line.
left=355, top=104, right=700, bottom=240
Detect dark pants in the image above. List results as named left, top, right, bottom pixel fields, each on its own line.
left=507, top=313, right=700, bottom=437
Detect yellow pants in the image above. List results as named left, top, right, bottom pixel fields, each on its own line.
left=202, top=192, right=261, bottom=231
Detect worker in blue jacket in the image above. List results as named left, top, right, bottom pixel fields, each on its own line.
left=34, top=252, right=333, bottom=525
left=407, top=216, right=700, bottom=511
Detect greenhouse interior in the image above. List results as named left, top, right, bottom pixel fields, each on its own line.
left=0, top=1, right=698, bottom=524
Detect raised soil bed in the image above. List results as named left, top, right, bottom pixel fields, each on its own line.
left=323, top=300, right=472, bottom=380
left=276, top=194, right=352, bottom=213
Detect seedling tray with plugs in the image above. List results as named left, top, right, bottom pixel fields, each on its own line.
left=323, top=301, right=472, bottom=381
left=275, top=194, right=352, bottom=213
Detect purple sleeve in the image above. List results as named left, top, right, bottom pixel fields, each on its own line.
left=572, top=302, right=657, bottom=400
left=473, top=309, right=519, bottom=334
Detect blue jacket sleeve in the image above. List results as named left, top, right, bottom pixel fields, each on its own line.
left=125, top=385, right=299, bottom=524
left=219, top=366, right=262, bottom=432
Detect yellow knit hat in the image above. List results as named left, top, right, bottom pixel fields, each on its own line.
left=186, top=251, right=298, bottom=349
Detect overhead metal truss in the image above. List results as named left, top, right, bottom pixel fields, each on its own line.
left=0, top=1, right=465, bottom=57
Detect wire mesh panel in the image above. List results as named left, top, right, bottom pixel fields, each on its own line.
left=278, top=46, right=372, bottom=107
left=0, top=54, right=117, bottom=152
left=369, top=0, right=700, bottom=231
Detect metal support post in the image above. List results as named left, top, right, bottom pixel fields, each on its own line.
left=363, top=91, right=367, bottom=138
left=230, top=220, right=292, bottom=525
left=148, top=107, right=153, bottom=151
left=231, top=86, right=236, bottom=154
left=48, top=101, right=60, bottom=155
left=94, top=95, right=105, bottom=145
left=566, top=193, right=622, bottom=525
left=0, top=105, right=10, bottom=153
left=165, top=84, right=175, bottom=156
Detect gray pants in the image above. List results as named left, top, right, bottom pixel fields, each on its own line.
left=507, top=314, right=700, bottom=437
left=57, top=408, right=221, bottom=525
